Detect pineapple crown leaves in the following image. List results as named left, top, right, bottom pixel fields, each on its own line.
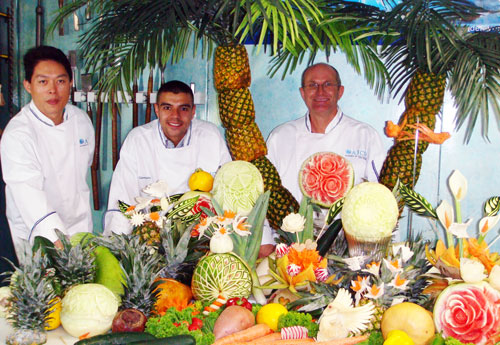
left=6, top=250, right=57, bottom=330
left=119, top=237, right=162, bottom=316
left=231, top=190, right=270, bottom=269
left=160, top=221, right=192, bottom=268
left=327, top=236, right=432, bottom=308
left=49, top=229, right=96, bottom=291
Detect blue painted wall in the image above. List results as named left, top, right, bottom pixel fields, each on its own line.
left=8, top=0, right=500, bottom=251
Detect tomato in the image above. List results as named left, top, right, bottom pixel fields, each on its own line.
left=226, top=297, right=252, bottom=311
left=188, top=317, right=203, bottom=331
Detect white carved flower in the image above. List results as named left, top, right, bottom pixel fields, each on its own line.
left=489, top=265, right=500, bottom=291
left=130, top=212, right=145, bottom=227
left=281, top=213, right=306, bottom=233
left=460, top=258, right=487, bottom=283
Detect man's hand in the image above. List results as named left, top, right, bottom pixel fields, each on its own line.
left=258, top=244, right=275, bottom=258
left=54, top=239, right=63, bottom=249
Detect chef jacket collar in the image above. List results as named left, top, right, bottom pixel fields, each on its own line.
left=29, top=100, right=69, bottom=127
left=157, top=120, right=192, bottom=149
left=304, top=107, right=343, bottom=134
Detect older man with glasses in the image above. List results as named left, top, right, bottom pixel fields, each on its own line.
left=266, top=62, right=386, bottom=208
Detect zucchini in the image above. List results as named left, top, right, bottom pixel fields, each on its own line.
left=126, top=334, right=196, bottom=345
left=317, top=219, right=343, bottom=257
left=74, top=332, right=156, bottom=345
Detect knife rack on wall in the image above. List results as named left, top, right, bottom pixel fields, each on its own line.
left=0, top=5, right=14, bottom=119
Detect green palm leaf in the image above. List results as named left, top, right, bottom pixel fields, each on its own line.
left=399, top=183, right=438, bottom=219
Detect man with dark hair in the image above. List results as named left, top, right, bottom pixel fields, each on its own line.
left=0, top=46, right=94, bottom=260
left=267, top=63, right=385, bottom=204
left=105, top=80, right=231, bottom=235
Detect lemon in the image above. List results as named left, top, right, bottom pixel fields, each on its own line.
left=188, top=168, right=214, bottom=192
left=256, top=303, right=288, bottom=331
left=45, top=297, right=62, bottom=330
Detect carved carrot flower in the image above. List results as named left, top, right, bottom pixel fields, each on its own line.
left=365, top=283, right=384, bottom=299
left=388, top=273, right=409, bottom=290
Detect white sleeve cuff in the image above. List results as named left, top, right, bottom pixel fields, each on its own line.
left=103, top=210, right=133, bottom=236
left=29, top=212, right=65, bottom=243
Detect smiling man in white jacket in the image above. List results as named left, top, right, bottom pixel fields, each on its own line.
left=267, top=63, right=386, bottom=204
left=0, top=46, right=95, bottom=261
left=104, top=80, right=231, bottom=235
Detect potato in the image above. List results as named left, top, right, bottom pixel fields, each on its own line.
left=213, top=305, right=255, bottom=339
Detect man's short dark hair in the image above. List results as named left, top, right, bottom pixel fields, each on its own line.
left=301, top=63, right=342, bottom=87
left=23, top=46, right=72, bottom=82
left=157, top=80, right=194, bottom=104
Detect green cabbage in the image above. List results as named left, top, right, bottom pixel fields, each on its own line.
left=212, top=160, right=264, bottom=216
left=60, top=283, right=119, bottom=338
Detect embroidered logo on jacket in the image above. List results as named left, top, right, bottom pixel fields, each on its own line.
left=79, top=138, right=89, bottom=146
left=345, top=149, right=367, bottom=160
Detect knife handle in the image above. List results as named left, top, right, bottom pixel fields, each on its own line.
left=58, top=0, right=64, bottom=36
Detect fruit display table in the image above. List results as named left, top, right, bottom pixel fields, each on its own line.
left=0, top=318, right=77, bottom=345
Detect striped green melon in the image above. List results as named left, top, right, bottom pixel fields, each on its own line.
left=191, top=252, right=252, bottom=303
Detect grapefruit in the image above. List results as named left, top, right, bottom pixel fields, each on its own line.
left=381, top=302, right=435, bottom=345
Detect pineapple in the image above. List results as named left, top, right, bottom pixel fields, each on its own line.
left=6, top=250, right=57, bottom=345
left=119, top=236, right=162, bottom=316
left=218, top=88, right=255, bottom=128
left=158, top=220, right=204, bottom=285
left=50, top=229, right=96, bottom=293
left=214, top=45, right=251, bottom=92
left=357, top=298, right=386, bottom=333
left=379, top=71, right=446, bottom=191
left=132, top=220, right=161, bottom=246
left=214, top=43, right=299, bottom=231
left=225, top=122, right=267, bottom=161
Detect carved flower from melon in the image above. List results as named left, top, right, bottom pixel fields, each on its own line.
left=276, top=239, right=327, bottom=293
left=435, top=283, right=500, bottom=345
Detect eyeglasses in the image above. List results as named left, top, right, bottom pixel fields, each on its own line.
left=302, top=81, right=340, bottom=92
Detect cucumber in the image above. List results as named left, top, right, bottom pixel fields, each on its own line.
left=317, top=219, right=343, bottom=257
left=74, top=332, right=156, bottom=345
left=126, top=334, right=196, bottom=345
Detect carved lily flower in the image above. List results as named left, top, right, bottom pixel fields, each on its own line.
left=449, top=170, right=468, bottom=201
left=436, top=200, right=454, bottom=230
left=479, top=215, right=500, bottom=238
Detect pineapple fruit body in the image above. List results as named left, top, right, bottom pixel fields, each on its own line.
left=6, top=329, right=47, bottom=345
left=132, top=221, right=161, bottom=246
left=379, top=70, right=446, bottom=191
left=214, top=44, right=298, bottom=229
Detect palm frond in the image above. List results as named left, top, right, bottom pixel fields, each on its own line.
left=447, top=31, right=500, bottom=142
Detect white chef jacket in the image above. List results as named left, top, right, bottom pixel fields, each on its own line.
left=267, top=108, right=386, bottom=204
left=0, top=101, right=95, bottom=253
left=104, top=118, right=232, bottom=235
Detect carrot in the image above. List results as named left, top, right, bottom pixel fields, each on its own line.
left=78, top=332, right=90, bottom=340
left=252, top=333, right=282, bottom=343
left=230, top=339, right=314, bottom=345
left=314, top=334, right=369, bottom=345
left=212, top=324, right=273, bottom=345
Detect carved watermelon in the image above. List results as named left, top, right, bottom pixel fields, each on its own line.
left=433, top=282, right=500, bottom=345
left=191, top=252, right=252, bottom=303
left=299, top=152, right=354, bottom=207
